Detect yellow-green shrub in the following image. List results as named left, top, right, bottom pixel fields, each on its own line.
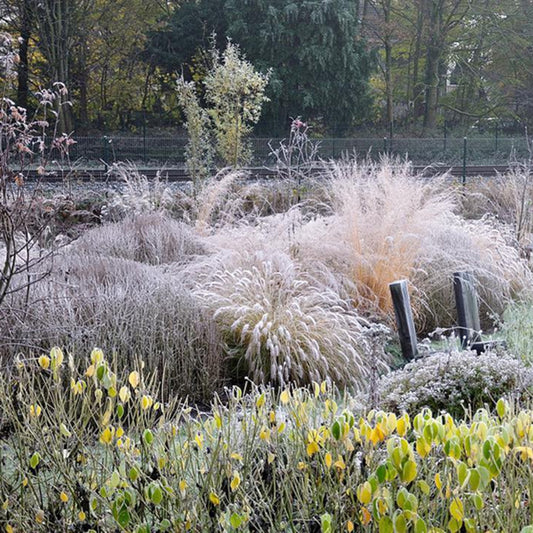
left=3, top=350, right=533, bottom=532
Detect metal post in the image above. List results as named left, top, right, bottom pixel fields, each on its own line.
left=453, top=271, right=482, bottom=349
left=143, top=110, right=147, bottom=163
left=389, top=280, right=418, bottom=360
left=443, top=120, right=447, bottom=155
left=383, top=137, right=387, bottom=155
left=462, top=137, right=467, bottom=186
left=102, top=136, right=108, bottom=173
left=389, top=121, right=393, bottom=154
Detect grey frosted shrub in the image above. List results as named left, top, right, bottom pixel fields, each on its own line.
left=194, top=250, right=387, bottom=389
left=73, top=212, right=205, bottom=265
left=375, top=350, right=533, bottom=417
left=1, top=253, right=224, bottom=401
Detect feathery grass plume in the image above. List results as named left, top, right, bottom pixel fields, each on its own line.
left=101, top=163, right=177, bottom=222
left=1, top=253, right=224, bottom=401
left=194, top=170, right=247, bottom=234
left=461, top=168, right=533, bottom=246
left=316, top=158, right=533, bottom=333
left=194, top=250, right=386, bottom=389
left=73, top=212, right=205, bottom=265
left=324, top=158, right=456, bottom=316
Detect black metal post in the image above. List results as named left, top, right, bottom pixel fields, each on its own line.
left=389, top=280, right=418, bottom=360
left=453, top=271, right=482, bottom=349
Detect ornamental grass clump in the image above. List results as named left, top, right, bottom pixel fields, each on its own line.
left=194, top=250, right=386, bottom=388
left=1, top=253, right=224, bottom=401
left=323, top=159, right=533, bottom=333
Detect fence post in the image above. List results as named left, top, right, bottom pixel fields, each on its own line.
left=389, top=280, right=418, bottom=360
left=383, top=137, right=387, bottom=155
left=453, top=271, right=482, bottom=349
left=462, top=137, right=467, bottom=185
left=443, top=120, right=447, bottom=156
left=494, top=124, right=499, bottom=155
left=102, top=136, right=109, bottom=173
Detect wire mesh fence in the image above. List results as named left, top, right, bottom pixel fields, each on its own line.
left=59, top=135, right=532, bottom=168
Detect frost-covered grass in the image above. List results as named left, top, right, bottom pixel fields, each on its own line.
left=1, top=159, right=532, bottom=400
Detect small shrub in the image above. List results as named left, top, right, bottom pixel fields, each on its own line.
left=374, top=349, right=533, bottom=417
left=74, top=212, right=205, bottom=265
left=194, top=250, right=387, bottom=389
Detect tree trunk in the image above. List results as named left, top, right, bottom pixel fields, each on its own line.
left=16, top=0, right=32, bottom=111
left=423, top=1, right=443, bottom=130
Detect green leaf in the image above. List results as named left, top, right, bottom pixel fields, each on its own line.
left=376, top=464, right=387, bottom=483
left=117, top=404, right=124, bottom=419
left=416, top=480, right=430, bottom=495
left=400, top=460, right=417, bottom=484
left=415, top=518, right=427, bottom=533
left=149, top=483, right=163, bottom=505
left=520, top=527, right=533, bottom=533
left=320, top=512, right=332, bottom=533
left=29, top=452, right=40, bottom=469
left=378, top=516, right=393, bottom=533
left=143, top=429, right=154, bottom=446
left=331, top=420, right=341, bottom=441
left=230, top=513, right=245, bottom=529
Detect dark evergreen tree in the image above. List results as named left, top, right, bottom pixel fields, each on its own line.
left=147, top=0, right=374, bottom=134
left=225, top=0, right=374, bottom=134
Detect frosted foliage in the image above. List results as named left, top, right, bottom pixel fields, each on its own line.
left=376, top=350, right=533, bottom=416
left=195, top=251, right=385, bottom=389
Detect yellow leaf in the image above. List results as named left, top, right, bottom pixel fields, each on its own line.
left=260, top=427, right=271, bottom=441
left=29, top=404, right=42, bottom=418
left=307, top=441, right=319, bottom=457
left=116, top=427, right=124, bottom=439
left=325, top=452, right=333, bottom=469
left=38, top=355, right=50, bottom=370
left=269, top=410, right=276, bottom=424
left=60, top=491, right=68, bottom=503
left=141, top=395, right=153, bottom=410
left=209, top=492, right=220, bottom=506
left=435, top=472, right=442, bottom=491
left=346, top=520, right=354, bottom=532
left=129, top=371, right=140, bottom=389
left=361, top=507, right=372, bottom=526
left=78, top=511, right=86, bottom=521
left=267, top=452, right=275, bottom=464
left=195, top=433, right=204, bottom=449
left=85, top=364, right=95, bottom=377
left=90, top=348, right=104, bottom=364
left=230, top=471, right=241, bottom=491
left=6, top=524, right=13, bottom=533
left=297, top=461, right=307, bottom=470
left=230, top=453, right=243, bottom=462
left=119, top=386, right=130, bottom=403
left=334, top=455, right=346, bottom=470
left=99, top=426, right=114, bottom=445
left=256, top=394, right=265, bottom=408
left=50, top=347, right=64, bottom=369
left=35, top=510, right=45, bottom=524
left=356, top=481, right=372, bottom=504
left=214, top=412, right=222, bottom=429
left=450, top=498, right=464, bottom=521
left=280, top=389, right=290, bottom=404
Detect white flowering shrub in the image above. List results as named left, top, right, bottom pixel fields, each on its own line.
left=375, top=350, right=533, bottom=417
left=195, top=251, right=387, bottom=389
